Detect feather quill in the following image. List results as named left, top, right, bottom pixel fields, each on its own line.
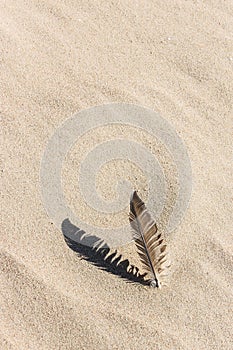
left=129, top=191, right=170, bottom=288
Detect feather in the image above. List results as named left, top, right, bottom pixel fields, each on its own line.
left=129, top=191, right=170, bottom=288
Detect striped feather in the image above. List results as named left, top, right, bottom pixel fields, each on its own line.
left=129, top=191, right=170, bottom=288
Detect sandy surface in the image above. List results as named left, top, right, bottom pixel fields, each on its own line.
left=1, top=1, right=233, bottom=349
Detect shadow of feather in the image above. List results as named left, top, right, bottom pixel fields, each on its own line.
left=62, top=218, right=149, bottom=285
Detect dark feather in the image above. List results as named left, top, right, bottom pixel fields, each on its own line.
left=129, top=191, right=170, bottom=288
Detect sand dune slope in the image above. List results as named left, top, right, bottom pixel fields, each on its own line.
left=1, top=1, right=233, bottom=349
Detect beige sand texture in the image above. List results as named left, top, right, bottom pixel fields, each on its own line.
left=1, top=1, right=233, bottom=349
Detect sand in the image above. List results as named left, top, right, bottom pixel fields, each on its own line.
left=1, top=1, right=233, bottom=349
